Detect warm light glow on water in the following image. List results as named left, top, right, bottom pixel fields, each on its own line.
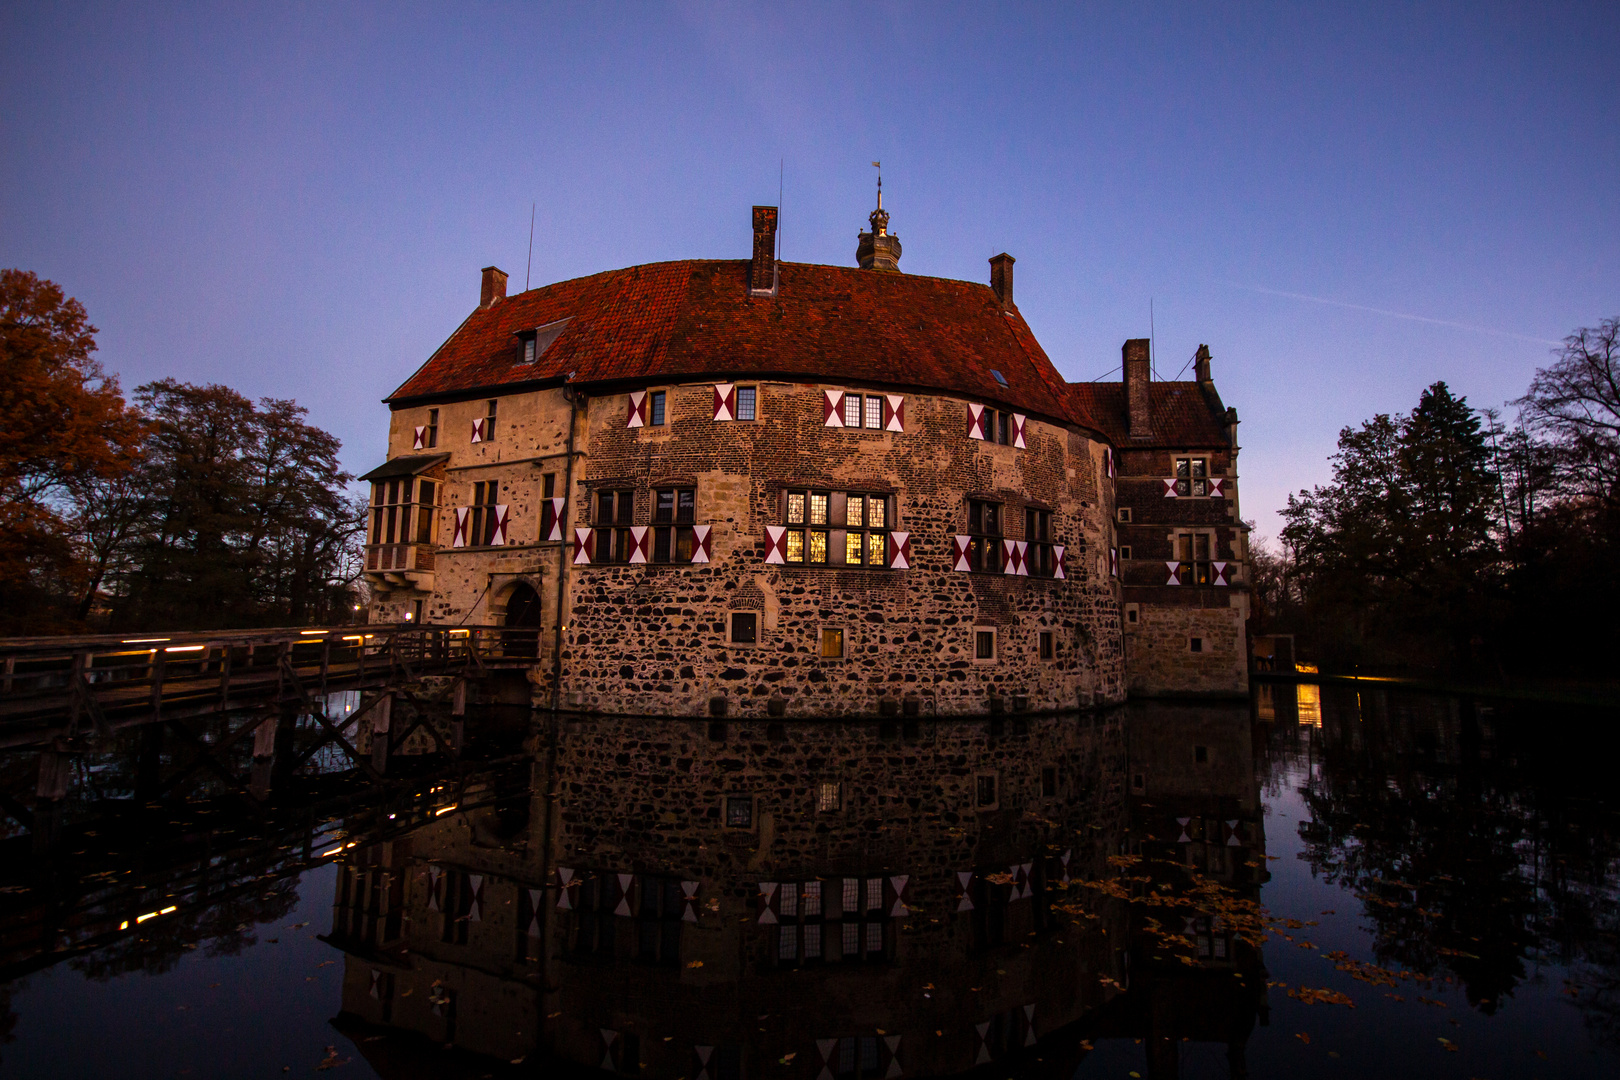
left=1297, top=682, right=1323, bottom=726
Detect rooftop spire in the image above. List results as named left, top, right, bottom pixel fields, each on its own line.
left=857, top=161, right=902, bottom=272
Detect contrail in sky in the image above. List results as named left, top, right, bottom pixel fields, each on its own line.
left=1222, top=282, right=1563, bottom=346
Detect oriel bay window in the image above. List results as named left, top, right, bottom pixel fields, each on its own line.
left=1175, top=531, right=1214, bottom=585
left=784, top=490, right=891, bottom=566
left=966, top=499, right=1004, bottom=572
left=1025, top=507, right=1054, bottom=577
left=652, top=487, right=695, bottom=562
left=368, top=477, right=438, bottom=570
left=594, top=489, right=635, bottom=563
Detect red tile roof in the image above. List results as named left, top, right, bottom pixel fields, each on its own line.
left=387, top=260, right=1094, bottom=427
left=1066, top=381, right=1231, bottom=447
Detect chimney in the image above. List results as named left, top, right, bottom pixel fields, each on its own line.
left=1194, top=343, right=1212, bottom=385
left=750, top=206, right=778, bottom=295
left=480, top=266, right=508, bottom=309
left=1124, top=338, right=1152, bottom=439
left=989, top=253, right=1015, bottom=308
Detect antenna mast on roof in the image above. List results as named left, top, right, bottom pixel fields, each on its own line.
left=872, top=160, right=882, bottom=212
left=778, top=158, right=784, bottom=262
left=1150, top=297, right=1157, bottom=380
left=524, top=202, right=536, bottom=292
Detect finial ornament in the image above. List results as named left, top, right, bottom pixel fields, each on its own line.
left=857, top=162, right=901, bottom=271
left=869, top=161, right=889, bottom=236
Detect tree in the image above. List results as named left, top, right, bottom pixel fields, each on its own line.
left=1516, top=317, right=1620, bottom=507
left=0, top=270, right=144, bottom=631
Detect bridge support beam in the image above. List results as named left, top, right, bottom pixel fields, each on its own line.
left=370, top=694, right=393, bottom=775
left=249, top=711, right=277, bottom=801
left=33, top=748, right=73, bottom=855
left=271, top=701, right=299, bottom=786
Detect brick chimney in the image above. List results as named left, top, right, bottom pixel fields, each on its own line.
left=1124, top=338, right=1152, bottom=440
left=750, top=206, right=778, bottom=295
left=1194, top=343, right=1212, bottom=385
left=989, top=253, right=1015, bottom=308
left=480, top=266, right=508, bottom=309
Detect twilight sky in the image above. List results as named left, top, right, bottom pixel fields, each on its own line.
left=3, top=2, right=1616, bottom=542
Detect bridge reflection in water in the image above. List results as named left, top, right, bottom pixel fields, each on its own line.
left=317, top=702, right=1268, bottom=1078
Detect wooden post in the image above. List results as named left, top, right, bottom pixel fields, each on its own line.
left=135, top=723, right=165, bottom=804
left=271, top=700, right=299, bottom=786
left=250, top=711, right=277, bottom=800
left=3, top=655, right=14, bottom=695
left=370, top=694, right=393, bottom=774
left=319, top=639, right=331, bottom=700
left=33, top=749, right=72, bottom=855
left=69, top=651, right=88, bottom=732
left=218, top=644, right=233, bottom=707
left=149, top=649, right=166, bottom=723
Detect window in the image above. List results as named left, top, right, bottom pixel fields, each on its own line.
left=1190, top=637, right=1204, bottom=653
left=975, top=628, right=997, bottom=661
left=975, top=774, right=998, bottom=807
left=635, top=875, right=684, bottom=966
left=485, top=399, right=498, bottom=441
left=843, top=393, right=862, bottom=427
left=775, top=878, right=888, bottom=967
left=965, top=499, right=1004, bottom=572
left=817, top=782, right=841, bottom=812
left=652, top=487, right=695, bottom=562
left=594, top=490, right=634, bottom=563
left=1175, top=532, right=1214, bottom=585
left=735, top=386, right=757, bottom=422
left=1194, top=745, right=1209, bottom=764
left=1117, top=506, right=1131, bottom=523
left=730, top=612, right=758, bottom=645
left=370, top=478, right=429, bottom=554
left=1175, top=457, right=1209, bottom=497
left=1025, top=508, right=1055, bottom=577
left=425, top=408, right=439, bottom=448
left=1038, top=631, right=1054, bottom=661
left=820, top=628, right=845, bottom=659
left=864, top=395, right=881, bottom=430
left=470, top=481, right=499, bottom=546
left=785, top=490, right=890, bottom=567
left=1041, top=766, right=1057, bottom=797
left=1119, top=544, right=1132, bottom=561
left=997, top=411, right=1010, bottom=445
left=539, top=473, right=557, bottom=539
left=522, top=333, right=537, bottom=365
left=573, top=873, right=618, bottom=956
left=414, top=480, right=436, bottom=543
left=649, top=390, right=666, bottom=426
left=726, top=796, right=754, bottom=829
left=1125, top=603, right=1139, bottom=625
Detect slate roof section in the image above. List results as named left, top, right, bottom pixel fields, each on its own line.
left=387, top=260, right=1093, bottom=428
left=1066, top=382, right=1232, bottom=448
left=357, top=453, right=449, bottom=482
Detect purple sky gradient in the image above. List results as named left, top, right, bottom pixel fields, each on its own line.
left=4, top=3, right=1616, bottom=541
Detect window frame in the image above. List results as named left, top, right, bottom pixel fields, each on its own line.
left=469, top=480, right=499, bottom=547
left=725, top=795, right=755, bottom=830
left=1174, top=530, right=1216, bottom=585
left=973, top=626, right=998, bottom=663
left=965, top=498, right=1005, bottom=573
left=1038, top=630, right=1054, bottom=661
left=819, top=627, right=845, bottom=660
left=1024, top=507, right=1055, bottom=578
left=783, top=489, right=892, bottom=568
left=485, top=399, right=499, bottom=441
left=734, top=385, right=758, bottom=422
left=1117, top=506, right=1131, bottom=523
left=651, top=486, right=696, bottom=563
left=1174, top=456, right=1211, bottom=497
left=425, top=408, right=439, bottom=448
left=593, top=489, right=635, bottom=564
left=729, top=611, right=760, bottom=647
left=649, top=390, right=666, bottom=426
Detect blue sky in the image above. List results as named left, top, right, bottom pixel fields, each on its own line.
left=4, top=2, right=1616, bottom=541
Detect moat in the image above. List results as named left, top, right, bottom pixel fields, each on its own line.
left=1, top=686, right=1616, bottom=1080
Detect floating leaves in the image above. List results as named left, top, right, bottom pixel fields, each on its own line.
left=1287, top=987, right=1355, bottom=1008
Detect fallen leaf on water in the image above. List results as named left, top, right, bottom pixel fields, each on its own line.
left=317, top=961, right=335, bottom=968
left=1287, top=987, right=1354, bottom=1008
left=686, top=960, right=704, bottom=968
left=779, top=1053, right=797, bottom=1064
left=1295, top=1033, right=1311, bottom=1044
left=1328, top=1051, right=1340, bottom=1058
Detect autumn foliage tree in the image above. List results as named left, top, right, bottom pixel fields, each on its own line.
left=0, top=270, right=144, bottom=632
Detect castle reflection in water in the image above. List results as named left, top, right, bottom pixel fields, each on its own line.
left=323, top=701, right=1268, bottom=1078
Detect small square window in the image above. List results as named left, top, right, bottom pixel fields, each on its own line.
left=735, top=386, right=757, bottom=422
left=817, top=782, right=841, bottom=812
left=726, top=796, right=753, bottom=828
left=1119, top=545, right=1132, bottom=561
left=820, top=628, right=844, bottom=659
left=1041, top=766, right=1057, bottom=797
left=975, top=628, right=996, bottom=661
left=975, top=774, right=998, bottom=808
left=1117, top=507, right=1132, bottom=523
left=1190, top=637, right=1204, bottom=653
left=650, top=390, right=666, bottom=426
left=1132, top=772, right=1145, bottom=791
left=1195, top=745, right=1209, bottom=764
left=1125, top=604, right=1139, bottom=625
left=1038, top=631, right=1054, bottom=661
left=730, top=612, right=758, bottom=645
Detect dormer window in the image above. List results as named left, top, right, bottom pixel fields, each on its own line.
left=991, top=369, right=1009, bottom=388
left=517, top=318, right=570, bottom=365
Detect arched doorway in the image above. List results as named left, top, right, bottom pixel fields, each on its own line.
left=503, top=582, right=543, bottom=659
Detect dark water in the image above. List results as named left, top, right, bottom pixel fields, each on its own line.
left=1, top=686, right=1616, bottom=1079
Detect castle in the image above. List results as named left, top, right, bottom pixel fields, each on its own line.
left=362, top=201, right=1249, bottom=712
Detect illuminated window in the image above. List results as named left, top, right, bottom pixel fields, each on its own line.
left=820, top=628, right=844, bottom=658
left=817, top=782, right=841, bottom=812
left=966, top=499, right=1004, bottom=572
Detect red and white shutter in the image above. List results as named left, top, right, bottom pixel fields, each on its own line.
left=413, top=426, right=426, bottom=450
left=1213, top=561, right=1230, bottom=585
left=1162, top=478, right=1178, bottom=497
left=627, top=390, right=648, bottom=428
left=1104, top=445, right=1115, bottom=478
left=614, top=873, right=634, bottom=917
left=696, top=1047, right=715, bottom=1080
left=823, top=390, right=845, bottom=427
left=525, top=888, right=544, bottom=935
left=1023, top=1004, right=1037, bottom=1046
left=680, top=880, right=701, bottom=922
left=1011, top=413, right=1027, bottom=448
left=887, top=531, right=911, bottom=570
left=471, top=417, right=485, bottom=444
left=952, top=535, right=972, bottom=572
left=764, top=525, right=787, bottom=565
left=452, top=507, right=470, bottom=547
left=1108, top=547, right=1118, bottom=578
left=975, top=1023, right=992, bottom=1064
left=1176, top=817, right=1193, bottom=843
left=369, top=969, right=383, bottom=998
left=713, top=383, right=736, bottom=422
left=1053, top=544, right=1067, bottom=580
left=954, top=870, right=975, bottom=911
left=883, top=395, right=905, bottom=432
left=1166, top=561, right=1181, bottom=585
left=691, top=524, right=712, bottom=563
left=887, top=875, right=910, bottom=917
left=883, top=1036, right=902, bottom=1079
left=1208, top=477, right=1225, bottom=497
left=491, top=505, right=510, bottom=546
left=426, top=866, right=443, bottom=911
left=572, top=528, right=594, bottom=565
left=1004, top=539, right=1027, bottom=576
left=967, top=403, right=986, bottom=440
left=1059, top=849, right=1072, bottom=885
left=1225, top=819, right=1242, bottom=847
left=817, top=1040, right=837, bottom=1080
left=466, top=874, right=484, bottom=921
left=555, top=866, right=579, bottom=909
left=546, top=497, right=565, bottom=541
left=756, top=881, right=781, bottom=924
left=628, top=525, right=649, bottom=564
left=601, top=1030, right=618, bottom=1071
